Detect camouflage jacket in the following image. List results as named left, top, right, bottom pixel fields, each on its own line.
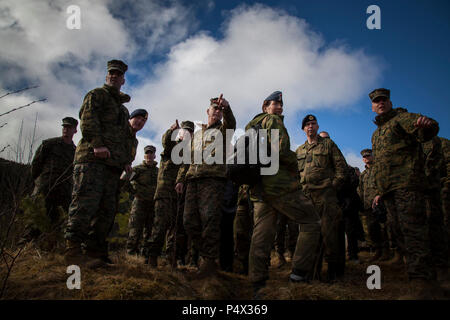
left=154, top=128, right=182, bottom=200
left=246, top=113, right=299, bottom=199
left=177, top=107, right=236, bottom=182
left=422, top=136, right=446, bottom=191
left=371, top=107, right=439, bottom=196
left=31, top=137, right=75, bottom=194
left=74, top=84, right=135, bottom=170
left=296, top=136, right=347, bottom=192
left=358, top=165, right=377, bottom=212
left=129, top=161, right=158, bottom=200
left=441, top=137, right=450, bottom=189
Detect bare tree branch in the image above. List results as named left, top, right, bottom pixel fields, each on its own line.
left=0, top=145, right=10, bottom=154
left=0, top=85, right=39, bottom=100
left=0, top=98, right=47, bottom=118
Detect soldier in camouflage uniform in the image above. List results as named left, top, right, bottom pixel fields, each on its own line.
left=25, top=117, right=78, bottom=241
left=126, top=145, right=158, bottom=255
left=357, top=149, right=390, bottom=263
left=422, top=136, right=449, bottom=279
left=175, top=95, right=236, bottom=278
left=64, top=60, right=141, bottom=266
left=245, top=91, right=321, bottom=297
left=296, top=114, right=348, bottom=281
left=146, top=120, right=194, bottom=266
left=369, top=88, right=443, bottom=298
left=233, top=184, right=253, bottom=275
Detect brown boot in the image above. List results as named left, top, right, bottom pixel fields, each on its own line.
left=64, top=240, right=86, bottom=265
left=384, top=250, right=404, bottom=266
left=379, top=248, right=391, bottom=261
left=275, top=252, right=287, bottom=269
left=194, top=257, right=218, bottom=279
left=147, top=256, right=158, bottom=268
left=368, top=248, right=382, bottom=262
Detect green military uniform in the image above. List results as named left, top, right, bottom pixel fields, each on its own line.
left=246, top=111, right=321, bottom=285
left=422, top=136, right=448, bottom=270
left=358, top=163, right=389, bottom=254
left=296, top=134, right=347, bottom=274
left=233, top=184, right=253, bottom=274
left=31, top=136, right=76, bottom=221
left=126, top=160, right=158, bottom=255
left=177, top=101, right=236, bottom=262
left=65, top=60, right=137, bottom=257
left=371, top=103, right=439, bottom=280
left=146, top=127, right=186, bottom=259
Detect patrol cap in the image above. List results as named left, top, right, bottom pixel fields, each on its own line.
left=62, top=117, right=78, bottom=127
left=264, top=91, right=283, bottom=106
left=369, top=88, right=390, bottom=102
left=181, top=120, right=195, bottom=132
left=360, top=148, right=373, bottom=157
left=107, top=59, right=128, bottom=74
left=301, top=114, right=317, bottom=129
left=130, top=109, right=148, bottom=120
left=144, top=145, right=156, bottom=154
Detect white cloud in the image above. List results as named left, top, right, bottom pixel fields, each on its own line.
left=132, top=4, right=381, bottom=141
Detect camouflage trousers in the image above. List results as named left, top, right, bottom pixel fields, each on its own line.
left=126, top=198, right=155, bottom=255
left=249, top=189, right=321, bottom=283
left=425, top=190, right=448, bottom=269
left=233, top=201, right=254, bottom=269
left=275, top=214, right=299, bottom=256
left=183, top=178, right=226, bottom=259
left=362, top=209, right=389, bottom=250
left=65, top=163, right=121, bottom=254
left=442, top=183, right=450, bottom=249
left=146, top=192, right=187, bottom=260
left=306, top=187, right=343, bottom=265
left=383, top=188, right=434, bottom=280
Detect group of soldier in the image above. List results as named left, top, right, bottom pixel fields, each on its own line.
left=26, top=59, right=449, bottom=299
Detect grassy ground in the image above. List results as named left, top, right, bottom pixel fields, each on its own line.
left=3, top=245, right=438, bottom=300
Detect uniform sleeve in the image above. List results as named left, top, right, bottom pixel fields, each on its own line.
left=175, top=164, right=189, bottom=184
left=398, top=112, right=439, bottom=143
left=31, top=142, right=46, bottom=180
left=79, top=90, right=104, bottom=148
left=222, top=106, right=236, bottom=130
left=162, top=128, right=176, bottom=152
left=357, top=173, right=364, bottom=201
left=330, top=140, right=348, bottom=189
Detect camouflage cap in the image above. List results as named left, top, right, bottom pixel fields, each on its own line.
left=181, top=120, right=195, bottom=132
left=369, top=88, right=390, bottom=101
left=144, top=145, right=156, bottom=154
left=301, top=114, right=317, bottom=129
left=264, top=91, right=283, bottom=105
left=62, top=117, right=78, bottom=127
left=107, top=59, right=128, bottom=74
left=360, top=148, right=373, bottom=157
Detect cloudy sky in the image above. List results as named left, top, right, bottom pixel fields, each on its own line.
left=0, top=0, right=449, bottom=171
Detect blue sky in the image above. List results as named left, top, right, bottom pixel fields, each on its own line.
left=0, top=0, right=448, bottom=169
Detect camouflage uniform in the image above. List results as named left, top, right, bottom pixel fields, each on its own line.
left=31, top=136, right=76, bottom=224
left=358, top=165, right=389, bottom=252
left=126, top=160, right=158, bottom=255
left=146, top=128, right=184, bottom=259
left=177, top=103, right=236, bottom=260
left=422, top=136, right=448, bottom=269
left=65, top=83, right=136, bottom=256
left=296, top=135, right=347, bottom=272
left=246, top=113, right=321, bottom=284
left=372, top=107, right=439, bottom=280
left=233, top=184, right=253, bottom=274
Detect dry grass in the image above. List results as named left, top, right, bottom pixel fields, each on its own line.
left=0, top=247, right=446, bottom=300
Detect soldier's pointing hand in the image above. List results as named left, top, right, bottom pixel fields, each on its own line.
left=170, top=120, right=180, bottom=131
left=414, top=116, right=433, bottom=128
